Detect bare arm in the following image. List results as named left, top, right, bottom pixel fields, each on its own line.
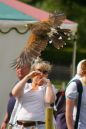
left=12, top=74, right=29, bottom=97
left=12, top=71, right=41, bottom=97
left=66, top=98, right=75, bottom=129
left=44, top=79, right=56, bottom=104
left=1, top=112, right=9, bottom=129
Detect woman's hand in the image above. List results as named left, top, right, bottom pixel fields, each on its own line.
left=27, top=71, right=42, bottom=79
left=44, top=78, right=56, bottom=103
left=42, top=78, right=51, bottom=87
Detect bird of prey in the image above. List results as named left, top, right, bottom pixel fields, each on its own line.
left=12, top=12, right=71, bottom=68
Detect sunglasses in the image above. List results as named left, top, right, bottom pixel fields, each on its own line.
left=36, top=69, right=49, bottom=74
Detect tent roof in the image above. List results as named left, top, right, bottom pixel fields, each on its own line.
left=0, top=0, right=78, bottom=34
left=0, top=0, right=76, bottom=23
left=0, top=2, right=36, bottom=21
left=0, top=0, right=49, bottom=21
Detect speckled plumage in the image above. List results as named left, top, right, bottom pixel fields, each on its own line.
left=12, top=12, right=71, bottom=68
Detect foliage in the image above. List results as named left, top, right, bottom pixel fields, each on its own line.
left=60, top=0, right=86, bottom=6
left=41, top=45, right=86, bottom=66
left=59, top=2, right=86, bottom=48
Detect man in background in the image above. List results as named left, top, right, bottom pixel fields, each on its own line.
left=1, top=60, right=31, bottom=129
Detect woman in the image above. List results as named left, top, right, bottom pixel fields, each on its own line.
left=12, top=60, right=56, bottom=129
left=65, top=59, right=86, bottom=129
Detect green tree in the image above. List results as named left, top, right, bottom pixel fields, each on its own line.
left=59, top=0, right=86, bottom=48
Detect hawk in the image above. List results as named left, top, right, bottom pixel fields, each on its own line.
left=12, top=12, right=71, bottom=68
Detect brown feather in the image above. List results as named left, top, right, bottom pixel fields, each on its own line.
left=12, top=12, right=72, bottom=68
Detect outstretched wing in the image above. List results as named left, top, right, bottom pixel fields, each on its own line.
left=12, top=12, right=71, bottom=68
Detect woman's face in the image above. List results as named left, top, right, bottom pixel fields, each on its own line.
left=32, top=65, right=48, bottom=86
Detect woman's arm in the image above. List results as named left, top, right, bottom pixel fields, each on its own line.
left=12, top=74, right=30, bottom=97
left=12, top=71, right=41, bottom=97
left=66, top=98, right=75, bottom=129
left=44, top=79, right=56, bottom=104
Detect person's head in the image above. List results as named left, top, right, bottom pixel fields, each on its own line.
left=77, top=59, right=86, bottom=76
left=16, top=64, right=31, bottom=80
left=32, top=59, right=52, bottom=75
left=31, top=59, right=52, bottom=85
left=14, top=57, right=31, bottom=80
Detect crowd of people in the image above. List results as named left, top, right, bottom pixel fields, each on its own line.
left=1, top=58, right=57, bottom=129
left=1, top=58, right=86, bottom=129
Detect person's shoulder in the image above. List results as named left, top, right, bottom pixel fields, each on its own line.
left=66, top=77, right=79, bottom=99
left=71, top=74, right=80, bottom=81
left=67, top=81, right=77, bottom=90
left=9, top=80, right=19, bottom=96
left=52, top=84, right=58, bottom=93
left=67, top=74, right=80, bottom=88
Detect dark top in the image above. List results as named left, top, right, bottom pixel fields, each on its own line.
left=7, top=93, right=16, bottom=119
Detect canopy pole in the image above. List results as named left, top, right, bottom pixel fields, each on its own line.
left=72, top=34, right=77, bottom=77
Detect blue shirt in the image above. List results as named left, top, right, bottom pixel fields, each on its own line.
left=7, top=93, right=16, bottom=118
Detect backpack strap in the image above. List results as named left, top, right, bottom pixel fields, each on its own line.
left=72, top=79, right=83, bottom=129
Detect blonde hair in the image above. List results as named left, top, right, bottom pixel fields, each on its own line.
left=77, top=59, right=86, bottom=75
left=31, top=58, right=52, bottom=72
